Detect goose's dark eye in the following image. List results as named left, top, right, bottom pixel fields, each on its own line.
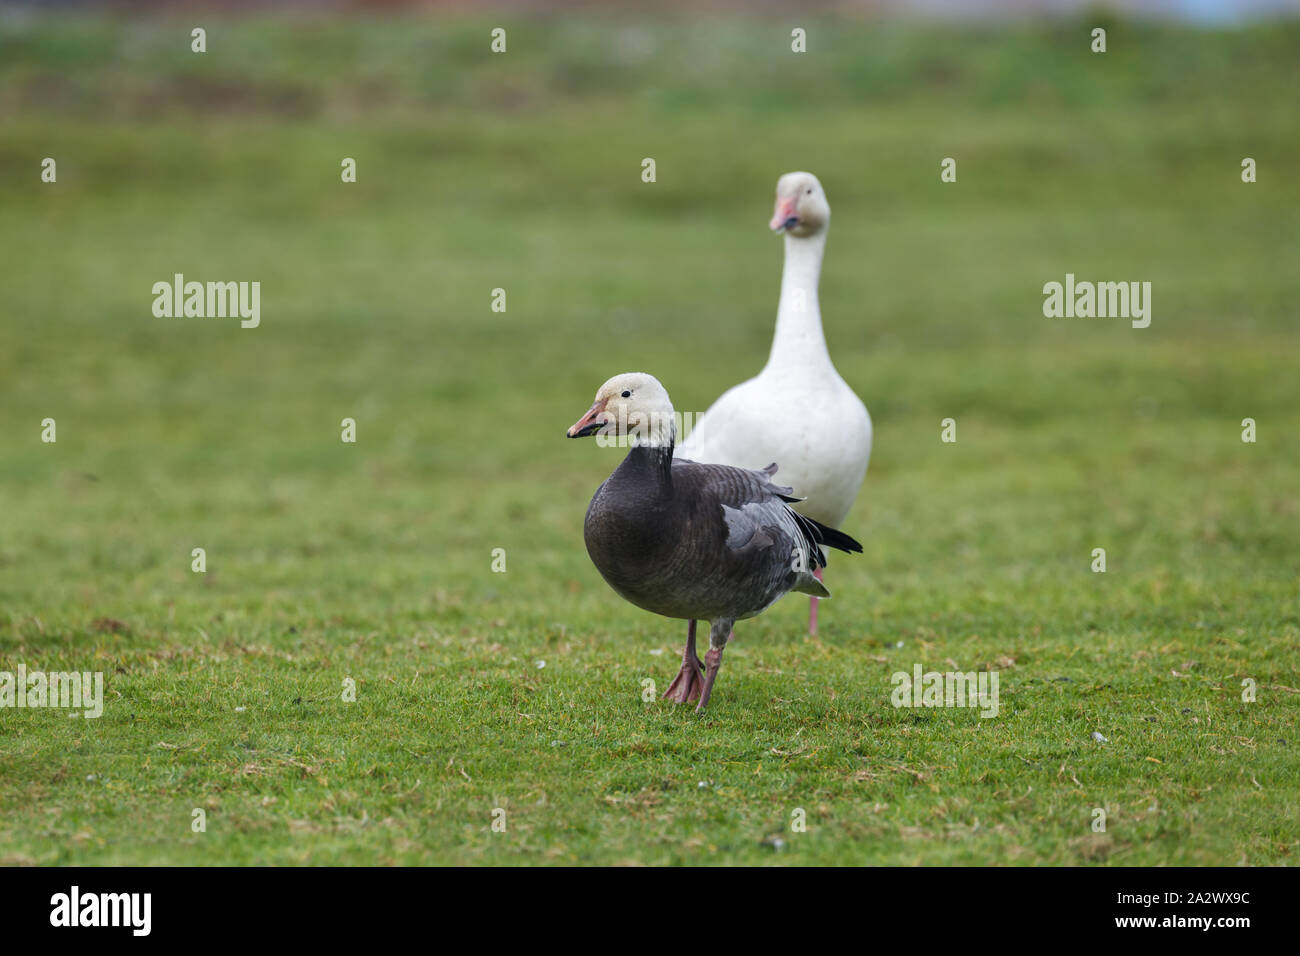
left=621, top=390, right=632, bottom=398
left=805, top=188, right=813, bottom=194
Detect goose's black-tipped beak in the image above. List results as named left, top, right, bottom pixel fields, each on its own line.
left=566, top=402, right=608, bottom=438
left=770, top=196, right=799, bottom=232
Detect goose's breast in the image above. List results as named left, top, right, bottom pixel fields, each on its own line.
left=583, top=491, right=702, bottom=615
left=687, top=376, right=871, bottom=524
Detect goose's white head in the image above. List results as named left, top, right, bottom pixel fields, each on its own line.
left=566, top=372, right=676, bottom=447
left=769, top=171, right=830, bottom=238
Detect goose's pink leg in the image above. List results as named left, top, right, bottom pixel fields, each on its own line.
left=663, top=619, right=705, bottom=703
left=696, top=644, right=726, bottom=712
left=808, top=568, right=823, bottom=636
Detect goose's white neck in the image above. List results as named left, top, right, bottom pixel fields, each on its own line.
left=764, top=230, right=832, bottom=374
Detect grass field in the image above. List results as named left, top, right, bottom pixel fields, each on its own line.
left=0, top=11, right=1297, bottom=865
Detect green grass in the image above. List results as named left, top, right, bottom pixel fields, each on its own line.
left=0, top=11, right=1297, bottom=865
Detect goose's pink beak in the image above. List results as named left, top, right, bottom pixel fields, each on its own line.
left=770, top=196, right=799, bottom=232
left=567, top=402, right=608, bottom=438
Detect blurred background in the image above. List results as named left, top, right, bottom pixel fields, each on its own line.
left=2, top=0, right=1297, bottom=618
left=2, top=0, right=1296, bottom=611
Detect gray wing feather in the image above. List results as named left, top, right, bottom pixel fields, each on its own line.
left=678, top=460, right=831, bottom=614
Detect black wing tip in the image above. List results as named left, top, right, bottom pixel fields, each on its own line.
left=803, top=515, right=864, bottom=555
left=830, top=530, right=865, bottom=554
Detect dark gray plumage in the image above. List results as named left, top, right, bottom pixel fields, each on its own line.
left=568, top=372, right=863, bottom=710
left=584, top=446, right=848, bottom=622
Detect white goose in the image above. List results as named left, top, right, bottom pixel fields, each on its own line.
left=676, top=171, right=872, bottom=634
